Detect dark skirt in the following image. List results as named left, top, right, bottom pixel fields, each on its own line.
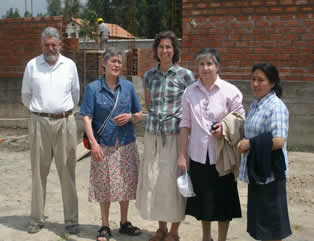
left=185, top=158, right=242, bottom=221
left=247, top=179, right=292, bottom=240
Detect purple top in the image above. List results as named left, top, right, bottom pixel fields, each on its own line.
left=180, top=75, right=245, bottom=164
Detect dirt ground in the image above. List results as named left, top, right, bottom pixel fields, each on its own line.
left=0, top=127, right=314, bottom=241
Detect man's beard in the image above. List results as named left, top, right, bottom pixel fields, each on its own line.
left=44, top=51, right=59, bottom=64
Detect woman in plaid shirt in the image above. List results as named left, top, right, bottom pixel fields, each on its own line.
left=237, top=63, right=292, bottom=241
left=136, top=30, right=194, bottom=241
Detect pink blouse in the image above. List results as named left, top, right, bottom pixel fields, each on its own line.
left=180, top=76, right=245, bottom=165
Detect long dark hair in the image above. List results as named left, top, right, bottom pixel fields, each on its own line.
left=152, top=30, right=180, bottom=64
left=252, top=63, right=282, bottom=98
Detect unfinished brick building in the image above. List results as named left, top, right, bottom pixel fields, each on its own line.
left=180, top=0, right=314, bottom=150
left=0, top=1, right=313, bottom=149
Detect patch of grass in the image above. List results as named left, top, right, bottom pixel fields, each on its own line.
left=287, top=145, right=299, bottom=152
left=291, top=223, right=303, bottom=231
left=57, top=233, right=76, bottom=241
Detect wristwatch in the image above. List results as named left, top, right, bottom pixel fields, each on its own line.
left=131, top=114, right=137, bottom=123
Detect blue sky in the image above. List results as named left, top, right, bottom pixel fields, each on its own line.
left=0, top=0, right=87, bottom=18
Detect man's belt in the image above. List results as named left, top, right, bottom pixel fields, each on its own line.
left=32, top=110, right=73, bottom=119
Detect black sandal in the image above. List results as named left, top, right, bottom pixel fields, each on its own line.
left=96, top=226, right=112, bottom=241
left=118, top=221, right=141, bottom=236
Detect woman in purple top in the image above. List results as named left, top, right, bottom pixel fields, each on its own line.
left=178, top=48, right=245, bottom=241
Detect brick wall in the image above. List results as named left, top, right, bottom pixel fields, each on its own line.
left=181, top=0, right=314, bottom=150
left=0, top=15, right=156, bottom=119
left=181, top=0, right=314, bottom=82
left=137, top=49, right=157, bottom=77
left=0, top=16, right=65, bottom=79
left=0, top=16, right=66, bottom=118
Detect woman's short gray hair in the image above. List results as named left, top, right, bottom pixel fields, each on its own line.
left=103, top=47, right=124, bottom=63
left=195, top=48, right=221, bottom=67
left=41, top=27, right=60, bottom=43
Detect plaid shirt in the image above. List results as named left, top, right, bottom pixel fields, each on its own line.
left=144, top=64, right=194, bottom=136
left=238, top=91, right=289, bottom=184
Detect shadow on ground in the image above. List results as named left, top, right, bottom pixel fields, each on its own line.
left=0, top=215, right=154, bottom=241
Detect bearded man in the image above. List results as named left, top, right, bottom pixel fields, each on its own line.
left=21, top=27, right=80, bottom=234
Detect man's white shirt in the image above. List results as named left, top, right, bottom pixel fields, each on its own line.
left=21, top=54, right=80, bottom=113
left=99, top=22, right=109, bottom=39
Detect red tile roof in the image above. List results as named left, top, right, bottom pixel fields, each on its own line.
left=71, top=18, right=135, bottom=39
left=106, top=23, right=135, bottom=39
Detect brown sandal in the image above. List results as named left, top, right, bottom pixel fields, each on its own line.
left=149, top=228, right=168, bottom=241
left=164, top=233, right=180, bottom=241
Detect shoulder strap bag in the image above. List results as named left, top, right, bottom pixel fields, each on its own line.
left=83, top=87, right=121, bottom=150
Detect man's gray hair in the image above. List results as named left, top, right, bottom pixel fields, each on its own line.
left=41, top=27, right=60, bottom=43
left=103, top=47, right=124, bottom=63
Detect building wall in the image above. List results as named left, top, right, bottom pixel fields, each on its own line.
left=181, top=0, right=314, bottom=150
left=1, top=10, right=313, bottom=150
left=137, top=49, right=158, bottom=77
left=0, top=16, right=158, bottom=120
left=79, top=39, right=155, bottom=50
left=0, top=16, right=64, bottom=79
left=181, top=0, right=314, bottom=81
left=0, top=16, right=65, bottom=118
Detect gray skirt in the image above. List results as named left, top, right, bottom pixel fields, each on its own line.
left=247, top=179, right=292, bottom=240
left=136, top=133, right=186, bottom=222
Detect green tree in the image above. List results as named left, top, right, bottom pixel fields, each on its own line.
left=136, top=0, right=148, bottom=37
left=172, top=0, right=182, bottom=37
left=47, top=0, right=63, bottom=16
left=145, top=0, right=163, bottom=38
left=84, top=0, right=131, bottom=34
left=126, top=0, right=136, bottom=36
left=63, top=0, right=71, bottom=22
left=72, top=0, right=80, bottom=17
left=145, top=0, right=181, bottom=38
left=36, top=12, right=46, bottom=17
left=159, top=0, right=171, bottom=31
left=83, top=0, right=181, bottom=38
left=64, top=0, right=81, bottom=21
left=80, top=9, right=98, bottom=40
left=85, top=0, right=110, bottom=22
left=5, top=8, right=21, bottom=18
left=24, top=10, right=32, bottom=17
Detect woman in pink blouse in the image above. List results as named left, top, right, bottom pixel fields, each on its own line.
left=177, top=48, right=245, bottom=241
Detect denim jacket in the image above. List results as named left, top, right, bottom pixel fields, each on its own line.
left=80, top=76, right=142, bottom=146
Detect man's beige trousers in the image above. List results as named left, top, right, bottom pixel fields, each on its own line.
left=28, top=113, right=78, bottom=226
